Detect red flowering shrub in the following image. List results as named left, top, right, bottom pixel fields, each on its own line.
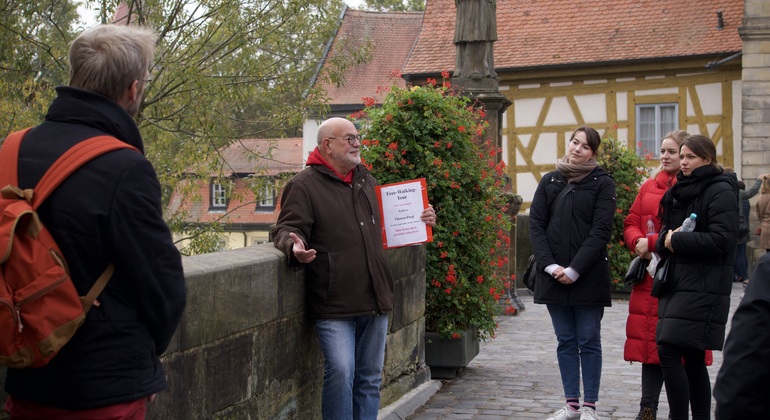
left=359, top=82, right=511, bottom=341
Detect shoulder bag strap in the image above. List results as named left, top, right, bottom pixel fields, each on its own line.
left=549, top=183, right=576, bottom=216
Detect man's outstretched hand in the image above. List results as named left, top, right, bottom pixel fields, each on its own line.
left=290, top=232, right=317, bottom=264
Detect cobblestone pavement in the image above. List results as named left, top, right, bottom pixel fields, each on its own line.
left=407, top=283, right=746, bottom=420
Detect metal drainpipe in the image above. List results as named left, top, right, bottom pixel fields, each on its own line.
left=705, top=52, right=742, bottom=70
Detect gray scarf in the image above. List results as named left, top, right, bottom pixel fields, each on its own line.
left=555, top=155, right=598, bottom=184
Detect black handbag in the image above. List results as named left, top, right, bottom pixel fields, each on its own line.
left=523, top=254, right=537, bottom=291
left=623, top=256, right=649, bottom=287
left=650, top=258, right=670, bottom=298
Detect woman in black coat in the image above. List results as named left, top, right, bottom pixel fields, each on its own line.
left=655, top=135, right=738, bottom=420
left=529, top=126, right=616, bottom=420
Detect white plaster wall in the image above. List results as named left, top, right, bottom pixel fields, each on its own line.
left=616, top=91, right=628, bottom=122
left=302, top=118, right=321, bottom=164
left=696, top=83, right=723, bottom=115
left=535, top=132, right=558, bottom=164
left=543, top=97, right=578, bottom=126
left=575, top=93, right=607, bottom=123
left=514, top=97, right=545, bottom=127
left=519, top=173, right=540, bottom=206
left=636, top=87, right=678, bottom=96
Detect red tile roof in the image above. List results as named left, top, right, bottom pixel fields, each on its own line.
left=219, top=137, right=303, bottom=176
left=404, top=0, right=743, bottom=76
left=316, top=8, right=423, bottom=106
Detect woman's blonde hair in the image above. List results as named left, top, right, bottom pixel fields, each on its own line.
left=662, top=129, right=690, bottom=147
left=68, top=24, right=157, bottom=102
left=653, top=129, right=690, bottom=176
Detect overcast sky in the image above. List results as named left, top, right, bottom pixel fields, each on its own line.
left=80, top=1, right=366, bottom=22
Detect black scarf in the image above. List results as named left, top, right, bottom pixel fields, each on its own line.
left=659, top=165, right=723, bottom=226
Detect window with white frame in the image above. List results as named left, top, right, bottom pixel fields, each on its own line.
left=211, top=182, right=227, bottom=210
left=256, top=182, right=275, bottom=210
left=636, top=103, right=678, bottom=157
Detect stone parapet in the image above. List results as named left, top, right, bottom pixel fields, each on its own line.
left=0, top=243, right=428, bottom=419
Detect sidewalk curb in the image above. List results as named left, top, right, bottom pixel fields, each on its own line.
left=378, top=380, right=443, bottom=420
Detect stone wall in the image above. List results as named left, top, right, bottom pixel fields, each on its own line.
left=0, top=243, right=429, bottom=419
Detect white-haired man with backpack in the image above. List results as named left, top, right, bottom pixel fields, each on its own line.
left=2, top=24, right=186, bottom=420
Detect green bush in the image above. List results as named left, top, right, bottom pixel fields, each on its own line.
left=358, top=78, right=511, bottom=341
left=597, top=136, right=650, bottom=290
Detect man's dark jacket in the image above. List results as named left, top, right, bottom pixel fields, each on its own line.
left=714, top=253, right=770, bottom=419
left=3, top=87, right=187, bottom=409
left=271, top=161, right=393, bottom=318
left=529, top=167, right=616, bottom=306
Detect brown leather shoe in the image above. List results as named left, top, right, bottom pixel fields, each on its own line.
left=634, top=407, right=656, bottom=420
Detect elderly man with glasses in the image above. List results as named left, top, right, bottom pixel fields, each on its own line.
left=272, top=117, right=436, bottom=419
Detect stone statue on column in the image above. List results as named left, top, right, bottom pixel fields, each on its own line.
left=453, top=0, right=498, bottom=80
left=451, top=0, right=520, bottom=313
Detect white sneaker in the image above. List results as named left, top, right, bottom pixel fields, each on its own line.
left=547, top=405, right=581, bottom=420
left=579, top=406, right=599, bottom=420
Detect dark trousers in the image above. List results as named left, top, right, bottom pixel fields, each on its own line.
left=658, top=344, right=711, bottom=420
left=640, top=363, right=664, bottom=410
left=735, top=242, right=749, bottom=280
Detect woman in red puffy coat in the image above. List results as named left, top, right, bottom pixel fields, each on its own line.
left=623, top=130, right=702, bottom=420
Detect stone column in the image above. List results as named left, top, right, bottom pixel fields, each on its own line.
left=739, top=0, right=770, bottom=181
left=451, top=0, right=519, bottom=312
left=739, top=0, right=770, bottom=271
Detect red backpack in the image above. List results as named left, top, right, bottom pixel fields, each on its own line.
left=0, top=128, right=137, bottom=368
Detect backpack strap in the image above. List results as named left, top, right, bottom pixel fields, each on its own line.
left=32, top=135, right=139, bottom=209
left=80, top=263, right=115, bottom=313
left=0, top=128, right=33, bottom=185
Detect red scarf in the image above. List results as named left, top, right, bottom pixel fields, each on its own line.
left=306, top=147, right=354, bottom=184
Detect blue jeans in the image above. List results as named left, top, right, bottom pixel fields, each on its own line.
left=314, top=314, right=388, bottom=420
left=546, top=304, right=604, bottom=403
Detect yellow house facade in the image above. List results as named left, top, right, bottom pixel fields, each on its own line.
left=501, top=60, right=742, bottom=209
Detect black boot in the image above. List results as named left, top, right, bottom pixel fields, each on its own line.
left=634, top=406, right=657, bottom=420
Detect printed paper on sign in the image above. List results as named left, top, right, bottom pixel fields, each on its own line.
left=374, top=178, right=433, bottom=249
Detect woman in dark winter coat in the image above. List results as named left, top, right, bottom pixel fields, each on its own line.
left=623, top=130, right=688, bottom=420
left=655, top=135, right=738, bottom=420
left=530, top=126, right=616, bottom=420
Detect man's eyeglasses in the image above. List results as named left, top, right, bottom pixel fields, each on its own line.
left=328, top=134, right=362, bottom=145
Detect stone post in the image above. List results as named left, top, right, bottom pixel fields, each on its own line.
left=504, top=193, right=525, bottom=312
left=739, top=0, right=770, bottom=272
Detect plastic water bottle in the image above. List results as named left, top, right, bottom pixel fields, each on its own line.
left=647, top=217, right=656, bottom=235
left=681, top=213, right=697, bottom=232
